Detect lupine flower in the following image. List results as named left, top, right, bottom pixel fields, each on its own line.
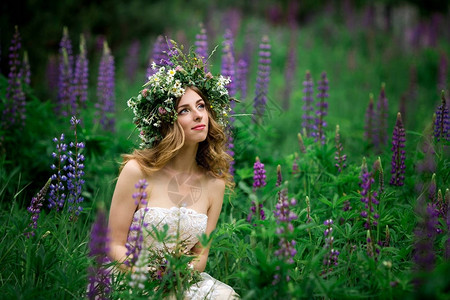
left=2, top=26, right=25, bottom=129
left=375, top=83, right=389, bottom=152
left=413, top=195, right=439, bottom=274
left=57, top=27, right=74, bottom=117
left=125, top=179, right=149, bottom=266
left=253, top=156, right=266, bottom=191
left=334, top=125, right=347, bottom=173
left=236, top=58, right=249, bottom=99
left=390, top=112, right=406, bottom=186
left=20, top=51, right=31, bottom=87
left=383, top=225, right=391, bottom=247
left=25, top=178, right=52, bottom=238
left=221, top=29, right=236, bottom=98
left=437, top=189, right=447, bottom=219
left=364, top=93, right=376, bottom=146
left=66, top=116, right=85, bottom=219
left=428, top=173, right=436, bottom=202
left=312, top=72, right=329, bottom=144
left=445, top=188, right=450, bottom=259
left=276, top=164, right=282, bottom=187
left=194, top=23, right=208, bottom=64
left=129, top=249, right=150, bottom=291
left=416, top=131, right=436, bottom=175
left=124, top=39, right=140, bottom=83
left=274, top=189, right=298, bottom=265
left=366, top=230, right=374, bottom=257
left=87, top=206, right=111, bottom=300
left=297, top=132, right=306, bottom=154
left=373, top=157, right=384, bottom=194
left=438, top=52, right=448, bottom=92
left=253, top=35, right=271, bottom=123
left=46, top=54, right=59, bottom=95
left=282, top=33, right=297, bottom=109
left=72, top=35, right=89, bottom=114
left=221, top=29, right=236, bottom=176
left=301, top=71, right=315, bottom=137
left=96, top=41, right=116, bottom=132
left=360, top=158, right=380, bottom=230
left=147, top=35, right=166, bottom=78
left=48, top=133, right=68, bottom=210
left=322, top=219, right=339, bottom=275
left=434, top=91, right=449, bottom=142
left=247, top=157, right=267, bottom=224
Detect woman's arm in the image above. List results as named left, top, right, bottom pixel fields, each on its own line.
left=107, top=159, right=145, bottom=271
left=190, top=177, right=225, bottom=272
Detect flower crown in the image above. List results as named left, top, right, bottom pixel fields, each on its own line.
left=127, top=40, right=234, bottom=149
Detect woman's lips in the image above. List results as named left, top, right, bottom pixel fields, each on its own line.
left=192, top=124, right=206, bottom=130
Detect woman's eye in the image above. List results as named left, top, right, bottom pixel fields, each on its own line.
left=198, top=103, right=205, bottom=109
left=178, top=108, right=188, bottom=115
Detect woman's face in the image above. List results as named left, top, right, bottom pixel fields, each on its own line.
left=176, top=87, right=209, bottom=145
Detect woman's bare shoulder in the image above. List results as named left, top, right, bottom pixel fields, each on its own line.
left=120, top=159, right=145, bottom=179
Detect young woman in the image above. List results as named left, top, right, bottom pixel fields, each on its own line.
left=107, top=42, right=238, bottom=299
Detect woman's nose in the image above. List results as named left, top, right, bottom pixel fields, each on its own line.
left=193, top=109, right=203, bottom=121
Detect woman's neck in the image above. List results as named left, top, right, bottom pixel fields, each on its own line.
left=164, top=143, right=200, bottom=174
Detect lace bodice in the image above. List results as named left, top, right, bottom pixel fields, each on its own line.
left=128, top=206, right=208, bottom=253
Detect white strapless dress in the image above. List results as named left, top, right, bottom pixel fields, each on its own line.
left=128, top=206, right=238, bottom=299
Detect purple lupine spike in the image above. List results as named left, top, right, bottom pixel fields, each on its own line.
left=428, top=173, right=436, bottom=202
left=195, top=23, right=208, bottom=64
left=364, top=93, right=376, bottom=146
left=222, top=29, right=236, bottom=98
left=25, top=178, right=52, bottom=238
left=434, top=91, right=449, bottom=142
left=2, top=26, right=25, bottom=129
left=253, top=156, right=267, bottom=191
left=125, top=179, right=149, bottom=266
left=375, top=83, right=389, bottom=152
left=21, top=51, right=31, bottom=87
left=312, top=71, right=329, bottom=144
left=282, top=32, right=297, bottom=110
left=124, top=39, right=140, bottom=83
left=276, top=164, right=282, bottom=187
left=48, top=133, right=68, bottom=210
left=413, top=195, right=439, bottom=275
left=436, top=189, right=447, bottom=220
left=66, top=116, right=85, bottom=219
left=373, top=157, right=384, bottom=194
left=438, top=52, right=448, bottom=92
left=322, top=218, right=339, bottom=275
left=247, top=157, right=267, bottom=224
left=46, top=54, right=59, bottom=95
left=273, top=188, right=298, bottom=268
left=334, top=125, right=347, bottom=173
left=96, top=41, right=116, bottom=132
left=221, top=29, right=236, bottom=176
left=236, top=58, right=248, bottom=99
left=390, top=112, right=406, bottom=186
left=146, top=35, right=166, bottom=79
left=87, top=206, right=111, bottom=300
left=297, top=132, right=306, bottom=154
left=253, top=35, right=271, bottom=123
left=445, top=188, right=450, bottom=259
left=73, top=35, right=89, bottom=114
left=360, top=158, right=380, bottom=232
left=57, top=27, right=74, bottom=117
left=301, top=70, right=315, bottom=137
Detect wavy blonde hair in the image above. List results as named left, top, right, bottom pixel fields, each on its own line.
left=122, top=86, right=234, bottom=189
